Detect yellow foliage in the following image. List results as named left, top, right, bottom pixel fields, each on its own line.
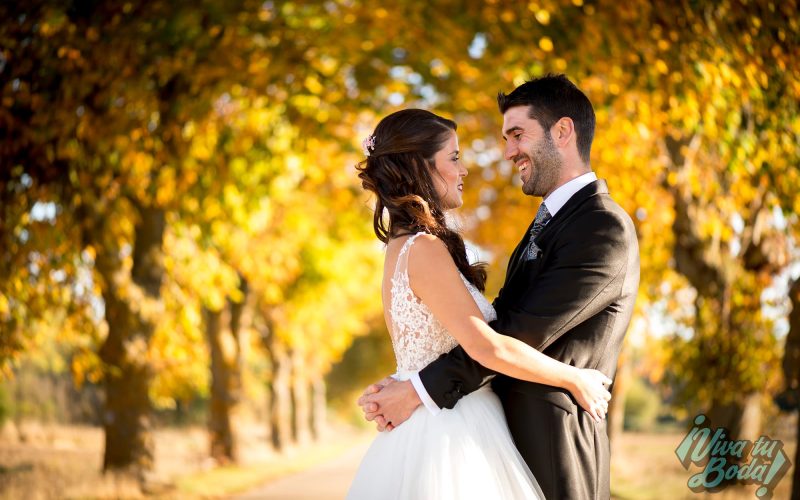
left=2, top=0, right=797, bottom=415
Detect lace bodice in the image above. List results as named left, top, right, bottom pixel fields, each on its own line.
left=389, top=233, right=497, bottom=373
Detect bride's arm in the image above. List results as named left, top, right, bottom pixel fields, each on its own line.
left=408, top=234, right=610, bottom=420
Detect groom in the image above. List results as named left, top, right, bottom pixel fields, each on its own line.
left=359, top=74, right=640, bottom=499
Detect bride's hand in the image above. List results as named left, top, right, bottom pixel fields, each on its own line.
left=358, top=376, right=396, bottom=430
left=570, top=369, right=612, bottom=422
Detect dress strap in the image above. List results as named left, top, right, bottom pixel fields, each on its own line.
left=393, top=232, right=427, bottom=280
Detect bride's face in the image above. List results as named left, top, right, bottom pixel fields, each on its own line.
left=431, top=131, right=467, bottom=210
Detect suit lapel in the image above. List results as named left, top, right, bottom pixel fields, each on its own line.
left=503, top=215, right=538, bottom=284
left=503, top=180, right=610, bottom=286
left=533, top=180, right=609, bottom=246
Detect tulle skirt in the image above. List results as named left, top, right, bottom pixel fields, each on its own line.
left=346, top=382, right=544, bottom=500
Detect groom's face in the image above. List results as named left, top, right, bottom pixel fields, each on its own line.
left=502, top=106, right=562, bottom=198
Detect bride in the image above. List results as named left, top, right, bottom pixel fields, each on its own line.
left=347, top=109, right=611, bottom=500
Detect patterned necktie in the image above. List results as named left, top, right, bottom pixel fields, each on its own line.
left=526, top=203, right=552, bottom=259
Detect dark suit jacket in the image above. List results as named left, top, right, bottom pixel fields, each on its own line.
left=418, top=180, right=640, bottom=499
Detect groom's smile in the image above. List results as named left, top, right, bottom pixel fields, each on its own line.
left=515, top=156, right=532, bottom=182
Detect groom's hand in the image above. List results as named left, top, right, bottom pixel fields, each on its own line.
left=359, top=379, right=421, bottom=432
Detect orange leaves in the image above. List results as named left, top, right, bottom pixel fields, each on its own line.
left=532, top=7, right=551, bottom=25
left=1, top=0, right=798, bottom=418
left=56, top=46, right=82, bottom=60
left=0, top=293, right=9, bottom=319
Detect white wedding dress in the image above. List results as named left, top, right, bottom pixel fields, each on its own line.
left=347, top=233, right=544, bottom=500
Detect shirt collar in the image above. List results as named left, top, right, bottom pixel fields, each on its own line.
left=543, top=171, right=597, bottom=216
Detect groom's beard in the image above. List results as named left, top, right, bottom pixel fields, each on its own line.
left=520, top=133, right=562, bottom=197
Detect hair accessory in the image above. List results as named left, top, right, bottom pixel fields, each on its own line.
left=362, top=134, right=376, bottom=156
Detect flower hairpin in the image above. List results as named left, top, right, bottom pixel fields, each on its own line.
left=362, top=134, right=376, bottom=156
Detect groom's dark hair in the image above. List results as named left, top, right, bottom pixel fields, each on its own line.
left=497, top=74, right=595, bottom=164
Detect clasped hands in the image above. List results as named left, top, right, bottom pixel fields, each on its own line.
left=357, top=371, right=613, bottom=430
left=357, top=376, right=422, bottom=432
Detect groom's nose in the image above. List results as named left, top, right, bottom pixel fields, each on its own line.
left=503, top=142, right=517, bottom=161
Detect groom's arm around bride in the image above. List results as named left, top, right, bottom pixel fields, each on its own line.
left=422, top=184, right=639, bottom=412
left=419, top=179, right=639, bottom=500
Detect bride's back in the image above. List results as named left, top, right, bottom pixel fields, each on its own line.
left=380, top=233, right=498, bottom=377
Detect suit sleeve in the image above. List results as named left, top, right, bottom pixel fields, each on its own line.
left=417, top=342, right=496, bottom=410
left=418, top=209, right=631, bottom=409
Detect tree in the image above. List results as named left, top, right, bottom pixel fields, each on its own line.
left=1, top=0, right=278, bottom=477
left=778, top=279, right=800, bottom=498
left=2, top=0, right=797, bottom=487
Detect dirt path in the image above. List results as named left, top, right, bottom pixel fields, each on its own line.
left=231, top=441, right=370, bottom=500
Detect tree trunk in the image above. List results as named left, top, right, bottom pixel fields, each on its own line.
left=783, top=279, right=800, bottom=499
left=266, top=332, right=292, bottom=452
left=793, top=412, right=800, bottom=500
left=205, top=279, right=246, bottom=464
left=707, top=393, right=762, bottom=444
left=784, top=280, right=800, bottom=399
left=290, top=349, right=312, bottom=445
left=705, top=392, right=762, bottom=493
left=310, top=377, right=327, bottom=441
left=97, top=206, right=165, bottom=479
left=607, top=348, right=631, bottom=450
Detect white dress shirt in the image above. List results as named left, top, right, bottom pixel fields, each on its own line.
left=410, top=171, right=598, bottom=415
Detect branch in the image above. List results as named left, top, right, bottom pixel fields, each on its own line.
left=661, top=134, right=729, bottom=296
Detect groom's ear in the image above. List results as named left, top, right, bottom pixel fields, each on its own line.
left=551, top=117, right=575, bottom=149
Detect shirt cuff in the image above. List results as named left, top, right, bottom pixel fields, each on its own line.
left=410, top=372, right=441, bottom=416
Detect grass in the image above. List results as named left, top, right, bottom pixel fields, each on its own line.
left=0, top=420, right=369, bottom=499
left=611, top=432, right=697, bottom=499
left=610, top=422, right=797, bottom=500
left=0, top=416, right=795, bottom=499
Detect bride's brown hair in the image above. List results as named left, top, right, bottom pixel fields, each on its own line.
left=356, top=109, right=487, bottom=292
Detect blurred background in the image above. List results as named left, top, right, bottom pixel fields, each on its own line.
left=1, top=0, right=798, bottom=498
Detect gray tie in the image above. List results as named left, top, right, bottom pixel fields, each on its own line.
left=526, top=203, right=552, bottom=260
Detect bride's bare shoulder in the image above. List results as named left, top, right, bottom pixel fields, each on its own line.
left=406, top=234, right=456, bottom=275
left=407, top=233, right=446, bottom=253
left=385, top=234, right=414, bottom=257
left=383, top=233, right=419, bottom=273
